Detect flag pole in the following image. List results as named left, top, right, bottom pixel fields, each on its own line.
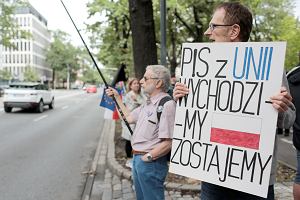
left=60, top=0, right=133, bottom=135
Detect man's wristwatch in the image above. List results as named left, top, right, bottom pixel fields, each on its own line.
left=145, top=152, right=153, bottom=162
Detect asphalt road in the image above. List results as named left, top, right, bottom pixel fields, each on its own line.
left=277, top=132, right=297, bottom=169
left=0, top=90, right=105, bottom=200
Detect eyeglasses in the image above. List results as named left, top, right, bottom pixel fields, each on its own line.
left=143, top=76, right=159, bottom=81
left=208, top=23, right=234, bottom=31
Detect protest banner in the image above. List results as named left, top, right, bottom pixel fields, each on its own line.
left=169, top=42, right=286, bottom=198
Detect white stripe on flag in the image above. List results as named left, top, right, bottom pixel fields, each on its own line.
left=211, top=113, right=261, bottom=134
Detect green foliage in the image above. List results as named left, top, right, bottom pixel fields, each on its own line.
left=240, top=0, right=300, bottom=69
left=23, top=67, right=39, bottom=82
left=0, top=68, right=12, bottom=81
left=46, top=30, right=80, bottom=83
left=87, top=0, right=300, bottom=73
left=87, top=0, right=133, bottom=75
left=80, top=67, right=101, bottom=84
left=0, top=0, right=30, bottom=47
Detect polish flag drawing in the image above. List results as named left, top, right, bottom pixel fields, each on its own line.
left=210, top=113, right=262, bottom=150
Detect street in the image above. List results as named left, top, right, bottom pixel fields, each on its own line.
left=278, top=133, right=297, bottom=169
left=0, top=90, right=104, bottom=200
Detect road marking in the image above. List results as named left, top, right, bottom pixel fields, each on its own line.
left=0, top=108, right=3, bottom=112
left=34, top=115, right=48, bottom=122
left=62, top=105, right=69, bottom=110
left=281, top=138, right=293, bottom=145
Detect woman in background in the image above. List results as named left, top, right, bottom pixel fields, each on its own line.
left=122, top=78, right=145, bottom=168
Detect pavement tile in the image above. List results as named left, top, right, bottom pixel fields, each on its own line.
left=112, top=190, right=122, bottom=199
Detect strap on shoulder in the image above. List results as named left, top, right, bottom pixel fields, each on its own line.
left=157, top=95, right=173, bottom=122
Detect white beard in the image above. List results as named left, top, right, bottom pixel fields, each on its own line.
left=143, top=83, right=156, bottom=95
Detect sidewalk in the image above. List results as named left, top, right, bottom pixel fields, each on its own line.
left=89, top=120, right=294, bottom=200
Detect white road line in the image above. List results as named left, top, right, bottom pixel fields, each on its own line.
left=33, top=115, right=48, bottom=122
left=62, top=105, right=69, bottom=110
left=281, top=138, right=293, bottom=145
left=0, top=108, right=3, bottom=112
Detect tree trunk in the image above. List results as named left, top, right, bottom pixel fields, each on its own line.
left=52, top=69, right=56, bottom=89
left=128, top=0, right=157, bottom=79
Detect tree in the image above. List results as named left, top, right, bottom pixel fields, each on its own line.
left=128, top=0, right=158, bottom=78
left=80, top=67, right=101, bottom=85
left=241, top=0, right=300, bottom=69
left=46, top=30, right=79, bottom=88
left=0, top=0, right=29, bottom=47
left=87, top=0, right=133, bottom=76
left=23, top=67, right=39, bottom=82
left=87, top=0, right=300, bottom=76
left=0, top=68, right=12, bottom=81
left=153, top=0, right=218, bottom=76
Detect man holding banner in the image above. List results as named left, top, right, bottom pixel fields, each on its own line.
left=173, top=2, right=295, bottom=200
left=106, top=65, right=176, bottom=200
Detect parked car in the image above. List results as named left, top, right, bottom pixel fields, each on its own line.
left=0, top=85, right=9, bottom=97
left=86, top=85, right=97, bottom=93
left=3, top=82, right=54, bottom=113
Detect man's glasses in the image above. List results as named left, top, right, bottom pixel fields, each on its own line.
left=208, top=23, right=234, bottom=31
left=143, top=76, right=159, bottom=81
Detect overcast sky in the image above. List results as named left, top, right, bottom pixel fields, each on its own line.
left=28, top=0, right=90, bottom=46
left=28, top=0, right=300, bottom=47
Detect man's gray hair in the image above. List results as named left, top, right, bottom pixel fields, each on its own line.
left=146, top=65, right=171, bottom=92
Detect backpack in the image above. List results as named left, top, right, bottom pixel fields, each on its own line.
left=156, top=95, right=174, bottom=161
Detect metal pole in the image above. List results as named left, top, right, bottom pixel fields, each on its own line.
left=67, top=64, right=70, bottom=90
left=160, top=0, right=167, bottom=66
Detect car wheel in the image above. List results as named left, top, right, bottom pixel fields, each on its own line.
left=49, top=98, right=54, bottom=109
left=36, top=100, right=44, bottom=113
left=4, top=105, right=12, bottom=113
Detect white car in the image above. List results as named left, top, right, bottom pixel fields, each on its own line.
left=3, top=82, right=54, bottom=113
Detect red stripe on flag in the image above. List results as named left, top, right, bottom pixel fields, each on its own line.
left=210, top=128, right=260, bottom=150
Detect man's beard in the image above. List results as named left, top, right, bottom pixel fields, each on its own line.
left=143, top=84, right=156, bottom=95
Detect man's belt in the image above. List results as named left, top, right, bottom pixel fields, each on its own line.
left=132, top=150, right=147, bottom=155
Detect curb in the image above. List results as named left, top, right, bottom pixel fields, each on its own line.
left=106, top=120, right=201, bottom=193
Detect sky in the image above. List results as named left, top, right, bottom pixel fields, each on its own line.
left=28, top=0, right=300, bottom=47
left=28, top=0, right=91, bottom=46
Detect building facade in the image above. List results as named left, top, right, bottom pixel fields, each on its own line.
left=0, top=2, right=52, bottom=82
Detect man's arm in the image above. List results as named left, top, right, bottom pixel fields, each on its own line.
left=105, top=87, right=134, bottom=123
left=142, top=139, right=172, bottom=161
